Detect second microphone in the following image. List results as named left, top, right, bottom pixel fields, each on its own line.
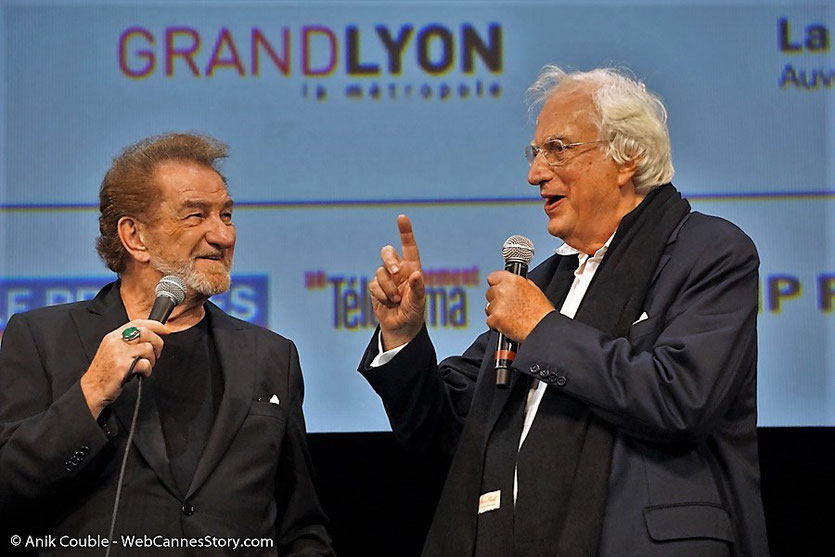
left=494, top=235, right=535, bottom=388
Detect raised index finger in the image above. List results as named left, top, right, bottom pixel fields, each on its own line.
left=397, top=214, right=421, bottom=270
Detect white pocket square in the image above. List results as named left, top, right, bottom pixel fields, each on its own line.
left=632, top=312, right=649, bottom=326
left=269, top=394, right=280, bottom=405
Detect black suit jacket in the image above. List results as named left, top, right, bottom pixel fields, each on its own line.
left=0, top=282, right=333, bottom=556
left=360, top=213, right=769, bottom=556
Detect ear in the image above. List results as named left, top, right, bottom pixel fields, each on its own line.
left=617, top=157, right=639, bottom=188
left=117, top=216, right=151, bottom=264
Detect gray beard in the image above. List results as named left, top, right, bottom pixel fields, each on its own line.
left=149, top=254, right=231, bottom=296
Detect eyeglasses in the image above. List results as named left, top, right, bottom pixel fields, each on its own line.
left=525, top=137, right=609, bottom=166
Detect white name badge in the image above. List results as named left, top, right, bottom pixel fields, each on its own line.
left=478, top=490, right=501, bottom=514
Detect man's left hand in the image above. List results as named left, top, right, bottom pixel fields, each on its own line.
left=485, top=271, right=555, bottom=343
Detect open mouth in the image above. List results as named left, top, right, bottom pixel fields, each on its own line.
left=544, top=195, right=565, bottom=210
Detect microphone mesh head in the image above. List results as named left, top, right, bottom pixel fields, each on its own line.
left=502, top=235, right=535, bottom=264
left=155, top=275, right=187, bottom=305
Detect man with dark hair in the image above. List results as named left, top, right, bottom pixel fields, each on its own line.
left=360, top=68, right=769, bottom=556
left=0, top=133, right=333, bottom=556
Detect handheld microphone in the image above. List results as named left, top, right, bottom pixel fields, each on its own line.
left=148, top=275, right=187, bottom=324
left=495, top=236, right=535, bottom=388
left=124, top=276, right=186, bottom=383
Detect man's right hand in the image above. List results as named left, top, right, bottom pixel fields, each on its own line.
left=79, top=319, right=169, bottom=419
left=369, top=214, right=426, bottom=351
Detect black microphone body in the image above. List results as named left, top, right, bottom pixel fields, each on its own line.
left=147, top=294, right=178, bottom=324
left=125, top=276, right=187, bottom=382
left=495, top=258, right=530, bottom=388
left=147, top=275, right=188, bottom=325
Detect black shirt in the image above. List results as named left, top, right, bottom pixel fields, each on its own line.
left=149, top=317, right=224, bottom=496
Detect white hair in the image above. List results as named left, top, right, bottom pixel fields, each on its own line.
left=527, top=66, right=675, bottom=194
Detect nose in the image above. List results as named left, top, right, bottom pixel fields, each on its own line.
left=527, top=152, right=552, bottom=187
left=205, top=215, right=235, bottom=249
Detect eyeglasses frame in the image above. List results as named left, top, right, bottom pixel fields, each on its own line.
left=525, top=137, right=610, bottom=166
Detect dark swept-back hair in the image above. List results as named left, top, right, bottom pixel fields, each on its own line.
left=96, top=132, right=228, bottom=273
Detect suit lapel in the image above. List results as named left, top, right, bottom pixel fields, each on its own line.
left=69, top=282, right=180, bottom=496
left=70, top=282, right=128, bottom=365
left=650, top=254, right=672, bottom=286
left=115, top=378, right=179, bottom=495
left=651, top=213, right=690, bottom=286
left=481, top=340, right=523, bottom=440
left=186, top=304, right=256, bottom=499
left=540, top=254, right=578, bottom=309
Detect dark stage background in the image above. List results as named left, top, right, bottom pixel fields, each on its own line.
left=308, top=428, right=833, bottom=557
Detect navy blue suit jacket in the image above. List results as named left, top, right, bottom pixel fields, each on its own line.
left=361, top=212, right=769, bottom=557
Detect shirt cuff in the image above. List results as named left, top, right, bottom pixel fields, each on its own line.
left=369, top=333, right=409, bottom=367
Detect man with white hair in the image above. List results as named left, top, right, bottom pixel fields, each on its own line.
left=359, top=67, right=769, bottom=556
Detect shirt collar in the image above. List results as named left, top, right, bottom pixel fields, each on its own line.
left=555, top=231, right=616, bottom=263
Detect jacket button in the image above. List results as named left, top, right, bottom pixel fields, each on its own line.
left=182, top=503, right=195, bottom=516
left=539, top=369, right=549, bottom=378
left=556, top=376, right=567, bottom=387
left=102, top=423, right=114, bottom=437
left=65, top=461, right=75, bottom=471
left=530, top=363, right=540, bottom=373
left=80, top=445, right=90, bottom=455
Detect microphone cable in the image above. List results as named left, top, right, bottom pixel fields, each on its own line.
left=103, top=275, right=186, bottom=555
left=104, top=357, right=143, bottom=557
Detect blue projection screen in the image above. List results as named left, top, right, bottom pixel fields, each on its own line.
left=1, top=1, right=833, bottom=430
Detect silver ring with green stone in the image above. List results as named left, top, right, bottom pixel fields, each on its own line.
left=121, top=326, right=141, bottom=343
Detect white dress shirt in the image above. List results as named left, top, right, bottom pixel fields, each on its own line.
left=513, top=235, right=613, bottom=502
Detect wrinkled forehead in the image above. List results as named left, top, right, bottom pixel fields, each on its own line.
left=534, top=86, right=600, bottom=142
left=153, top=160, right=227, bottom=190
left=151, top=160, right=232, bottom=207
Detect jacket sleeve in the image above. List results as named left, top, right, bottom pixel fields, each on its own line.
left=513, top=223, right=759, bottom=446
left=0, top=313, right=110, bottom=511
left=274, top=339, right=335, bottom=556
left=359, top=325, right=491, bottom=456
